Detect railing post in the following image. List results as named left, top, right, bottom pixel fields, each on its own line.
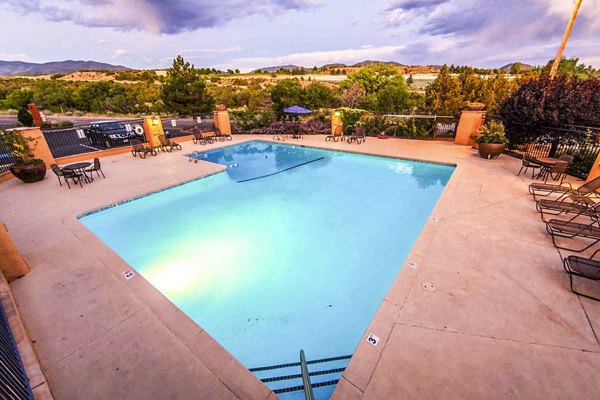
left=300, top=350, right=314, bottom=400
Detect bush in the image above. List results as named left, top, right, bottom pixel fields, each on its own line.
left=499, top=75, right=600, bottom=144
left=17, top=108, right=34, bottom=127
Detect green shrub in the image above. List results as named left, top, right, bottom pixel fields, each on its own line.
left=17, top=108, right=34, bottom=127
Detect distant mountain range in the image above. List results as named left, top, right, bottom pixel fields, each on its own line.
left=0, top=60, right=130, bottom=76
left=255, top=60, right=406, bottom=73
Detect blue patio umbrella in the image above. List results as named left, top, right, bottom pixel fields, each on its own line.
left=283, top=105, right=312, bottom=114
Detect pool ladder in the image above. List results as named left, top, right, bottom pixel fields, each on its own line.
left=249, top=351, right=351, bottom=399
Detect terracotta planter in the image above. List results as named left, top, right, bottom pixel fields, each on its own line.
left=9, top=161, right=47, bottom=183
left=478, top=143, right=505, bottom=159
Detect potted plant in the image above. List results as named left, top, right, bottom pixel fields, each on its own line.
left=472, top=121, right=508, bottom=159
left=0, top=129, right=47, bottom=183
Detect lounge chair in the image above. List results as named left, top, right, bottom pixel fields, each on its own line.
left=291, top=125, right=303, bottom=139
left=130, top=139, right=157, bottom=158
left=529, top=176, right=600, bottom=201
left=546, top=218, right=600, bottom=252
left=326, top=126, right=343, bottom=142
left=158, top=134, right=182, bottom=152
left=347, top=127, right=366, bottom=144
left=192, top=128, right=215, bottom=145
left=85, top=157, right=105, bottom=178
left=536, top=195, right=598, bottom=222
left=215, top=127, right=233, bottom=142
left=50, top=164, right=83, bottom=189
left=562, top=255, right=600, bottom=301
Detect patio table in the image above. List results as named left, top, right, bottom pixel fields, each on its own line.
left=63, top=162, right=92, bottom=183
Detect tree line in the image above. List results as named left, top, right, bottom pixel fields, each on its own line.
left=0, top=55, right=596, bottom=125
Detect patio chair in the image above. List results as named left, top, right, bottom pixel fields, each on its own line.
left=546, top=217, right=600, bottom=252
left=291, top=125, right=303, bottom=139
left=158, top=134, right=182, bottom=152
left=536, top=195, right=598, bottom=222
left=50, top=164, right=83, bottom=189
left=517, top=154, right=542, bottom=178
left=562, top=255, right=600, bottom=301
left=215, top=127, right=233, bottom=141
left=192, top=127, right=215, bottom=145
left=326, top=125, right=343, bottom=142
left=85, top=157, right=105, bottom=178
left=538, top=161, right=569, bottom=184
left=347, top=127, right=366, bottom=144
left=130, top=139, right=157, bottom=159
left=529, top=176, right=600, bottom=202
left=559, top=154, right=574, bottom=164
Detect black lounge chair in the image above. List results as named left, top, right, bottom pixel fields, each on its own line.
left=529, top=176, right=600, bottom=201
left=347, top=127, right=366, bottom=144
left=131, top=139, right=157, bottom=158
left=291, top=125, right=303, bottom=139
left=546, top=218, right=600, bottom=252
left=50, top=164, right=83, bottom=189
left=563, top=255, right=600, bottom=301
left=536, top=195, right=598, bottom=222
left=326, top=126, right=343, bottom=142
left=158, top=134, right=182, bottom=152
left=85, top=157, right=105, bottom=178
left=215, top=127, right=232, bottom=141
left=192, top=128, right=215, bottom=145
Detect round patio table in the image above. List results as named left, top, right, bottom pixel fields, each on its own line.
left=63, top=162, right=92, bottom=183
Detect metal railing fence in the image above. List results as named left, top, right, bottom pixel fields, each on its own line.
left=0, top=142, right=18, bottom=174
left=504, top=122, right=600, bottom=179
left=0, top=301, right=34, bottom=400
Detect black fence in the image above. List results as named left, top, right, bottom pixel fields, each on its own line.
left=42, top=115, right=215, bottom=159
left=229, top=111, right=457, bottom=139
left=505, top=123, right=600, bottom=179
left=0, top=142, right=18, bottom=174
left=0, top=300, right=34, bottom=400
left=381, top=115, right=456, bottom=139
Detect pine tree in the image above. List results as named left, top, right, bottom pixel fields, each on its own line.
left=160, top=55, right=215, bottom=115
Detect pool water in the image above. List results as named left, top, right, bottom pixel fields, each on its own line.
left=80, top=141, right=454, bottom=399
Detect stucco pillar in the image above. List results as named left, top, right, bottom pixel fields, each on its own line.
left=142, top=116, right=164, bottom=148
left=0, top=223, right=30, bottom=281
left=213, top=105, right=231, bottom=135
left=331, top=111, right=343, bottom=134
left=586, top=152, right=600, bottom=183
left=454, top=111, right=486, bottom=145
left=10, top=127, right=56, bottom=166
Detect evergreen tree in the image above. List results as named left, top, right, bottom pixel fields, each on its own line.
left=160, top=55, right=215, bottom=115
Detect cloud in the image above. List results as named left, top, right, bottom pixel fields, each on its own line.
left=111, top=49, right=129, bottom=59
left=214, top=45, right=406, bottom=72
left=2, top=0, right=323, bottom=34
left=0, top=53, right=31, bottom=61
left=381, top=0, right=600, bottom=67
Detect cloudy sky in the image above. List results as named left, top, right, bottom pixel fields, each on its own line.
left=1, top=0, right=599, bottom=71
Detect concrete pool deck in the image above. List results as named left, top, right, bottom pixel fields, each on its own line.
left=1, top=134, right=599, bottom=399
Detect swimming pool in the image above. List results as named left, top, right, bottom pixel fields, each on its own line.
left=80, top=141, right=454, bottom=399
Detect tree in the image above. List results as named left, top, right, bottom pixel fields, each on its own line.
left=304, top=82, right=334, bottom=109
left=338, top=82, right=364, bottom=108
left=509, top=62, right=522, bottom=75
left=376, top=76, right=412, bottom=114
left=270, top=79, right=304, bottom=112
left=160, top=56, right=215, bottom=115
left=425, top=65, right=465, bottom=118
left=17, top=108, right=34, bottom=127
left=346, top=64, right=400, bottom=95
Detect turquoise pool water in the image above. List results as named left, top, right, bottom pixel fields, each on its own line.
left=80, top=141, right=454, bottom=399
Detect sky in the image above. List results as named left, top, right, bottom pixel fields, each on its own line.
left=0, top=0, right=599, bottom=72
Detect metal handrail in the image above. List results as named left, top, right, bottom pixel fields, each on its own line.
left=300, top=350, right=314, bottom=400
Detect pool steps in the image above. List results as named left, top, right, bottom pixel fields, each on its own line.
left=250, top=353, right=351, bottom=399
